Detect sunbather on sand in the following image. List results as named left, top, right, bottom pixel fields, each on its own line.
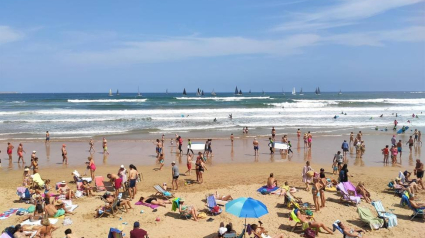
left=295, top=209, right=333, bottom=235
left=139, top=196, right=171, bottom=207
left=11, top=224, right=42, bottom=238
left=356, top=182, right=371, bottom=203
left=34, top=218, right=58, bottom=238
left=178, top=198, right=199, bottom=221
left=45, top=200, right=74, bottom=217
left=267, top=173, right=277, bottom=188
left=214, top=191, right=233, bottom=201
left=57, top=181, right=76, bottom=200
left=336, top=221, right=367, bottom=238
left=250, top=224, right=284, bottom=238
left=394, top=178, right=420, bottom=194
left=19, top=204, right=44, bottom=223
left=81, top=180, right=93, bottom=197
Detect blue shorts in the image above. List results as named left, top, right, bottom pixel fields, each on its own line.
left=254, top=146, right=259, bottom=151
left=46, top=137, right=50, bottom=141
left=158, top=148, right=162, bottom=153
left=129, top=179, right=136, bottom=188
left=397, top=147, right=402, bottom=152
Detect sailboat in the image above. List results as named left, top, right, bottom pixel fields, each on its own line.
left=196, top=88, right=201, bottom=96
left=116, top=90, right=120, bottom=96
left=315, top=87, right=321, bottom=95
left=338, top=89, right=342, bottom=95
left=299, top=88, right=304, bottom=95
left=262, top=90, right=265, bottom=95
left=137, top=87, right=142, bottom=97
left=249, top=89, right=251, bottom=94
left=183, top=88, right=187, bottom=95
left=109, top=89, right=113, bottom=96
left=211, top=89, right=216, bottom=96
left=239, top=89, right=242, bottom=95
left=201, top=90, right=204, bottom=96
left=235, top=86, right=239, bottom=95
left=292, top=87, right=296, bottom=95
left=282, top=88, right=285, bottom=95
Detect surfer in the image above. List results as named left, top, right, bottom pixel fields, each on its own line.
left=229, top=114, right=232, bottom=120
left=402, top=126, right=406, bottom=133
left=333, top=115, right=337, bottom=119
left=213, top=118, right=217, bottom=122
left=380, top=114, right=383, bottom=118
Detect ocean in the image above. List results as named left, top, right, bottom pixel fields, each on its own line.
left=0, top=91, right=424, bottom=141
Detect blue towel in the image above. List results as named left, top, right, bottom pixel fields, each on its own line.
left=257, top=186, right=279, bottom=194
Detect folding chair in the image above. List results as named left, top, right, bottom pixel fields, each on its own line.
left=153, top=185, right=173, bottom=198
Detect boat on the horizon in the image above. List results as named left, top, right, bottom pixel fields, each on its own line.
left=109, top=89, right=113, bottom=96
left=262, top=90, right=265, bottom=95
left=196, top=88, right=201, bottom=96
left=137, top=87, right=142, bottom=97
left=183, top=88, right=187, bottom=95
left=292, top=87, right=296, bottom=95
left=211, top=89, right=216, bottom=96
left=315, top=87, right=321, bottom=95
left=338, top=89, right=342, bottom=95
left=239, top=89, right=242, bottom=95
left=249, top=89, right=251, bottom=94
left=299, top=88, right=304, bottom=95
left=282, top=88, right=285, bottom=95
left=201, top=90, right=204, bottom=96
left=235, top=86, right=242, bottom=95
left=116, top=89, right=120, bottom=96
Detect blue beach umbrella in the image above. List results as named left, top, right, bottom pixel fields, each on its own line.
left=225, top=197, right=268, bottom=237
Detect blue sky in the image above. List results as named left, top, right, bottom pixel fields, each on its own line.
left=0, top=0, right=424, bottom=93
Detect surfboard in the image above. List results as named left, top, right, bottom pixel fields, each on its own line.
left=274, top=142, right=289, bottom=150
left=397, top=126, right=409, bottom=134
left=189, top=143, right=205, bottom=151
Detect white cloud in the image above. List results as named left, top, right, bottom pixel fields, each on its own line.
left=0, top=26, right=24, bottom=45
left=272, top=0, right=424, bottom=31
left=64, top=34, right=321, bottom=65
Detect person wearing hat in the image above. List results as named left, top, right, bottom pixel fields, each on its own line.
left=45, top=200, right=67, bottom=218
left=130, top=221, right=147, bottom=238
left=171, top=161, right=179, bottom=190
left=178, top=198, right=199, bottom=221
left=35, top=217, right=58, bottom=237
left=58, top=181, right=76, bottom=200
left=23, top=167, right=31, bottom=187
left=61, top=144, right=68, bottom=164
left=118, top=165, right=128, bottom=186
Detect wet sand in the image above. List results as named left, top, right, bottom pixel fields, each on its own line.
left=1, top=132, right=421, bottom=171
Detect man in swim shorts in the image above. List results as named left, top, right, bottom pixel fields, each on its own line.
left=406, top=136, right=414, bottom=153
left=397, top=140, right=402, bottom=158
left=129, top=164, right=138, bottom=200
left=45, top=131, right=50, bottom=144
left=253, top=138, right=259, bottom=156
left=414, top=159, right=424, bottom=189
left=172, top=161, right=179, bottom=190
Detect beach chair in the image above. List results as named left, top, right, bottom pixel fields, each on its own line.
left=289, top=209, right=302, bottom=232
left=154, top=184, right=173, bottom=198
left=223, top=229, right=245, bottom=238
left=401, top=195, right=425, bottom=220
left=337, top=183, right=360, bottom=205
left=95, top=176, right=106, bottom=191
left=371, top=201, right=397, bottom=228
left=357, top=207, right=384, bottom=230
left=342, top=182, right=363, bottom=198
left=206, top=195, right=222, bottom=215
left=387, top=181, right=403, bottom=197
left=16, top=187, right=32, bottom=203
left=108, top=228, right=123, bottom=238
left=332, top=220, right=356, bottom=238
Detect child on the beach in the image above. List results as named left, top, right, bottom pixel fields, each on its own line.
left=185, top=154, right=193, bottom=175
left=332, top=162, right=338, bottom=175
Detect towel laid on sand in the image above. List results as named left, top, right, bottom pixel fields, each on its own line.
left=0, top=209, right=18, bottom=220
left=257, top=186, right=279, bottom=194
left=135, top=201, right=159, bottom=209
left=21, top=218, right=59, bottom=226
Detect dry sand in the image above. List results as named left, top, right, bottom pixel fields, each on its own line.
left=0, top=137, right=424, bottom=238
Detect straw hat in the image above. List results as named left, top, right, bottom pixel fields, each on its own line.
left=41, top=218, right=50, bottom=226
left=32, top=151, right=36, bottom=153
left=24, top=168, right=30, bottom=172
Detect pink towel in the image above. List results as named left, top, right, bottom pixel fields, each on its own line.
left=134, top=201, right=159, bottom=209
left=17, top=187, right=26, bottom=193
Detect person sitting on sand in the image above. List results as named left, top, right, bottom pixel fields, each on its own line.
left=34, top=218, right=58, bottom=238
left=57, top=181, right=76, bottom=200
left=104, top=193, right=132, bottom=212
left=295, top=209, right=333, bottom=235
left=356, top=182, right=371, bottom=203
left=138, top=196, right=171, bottom=207
left=19, top=204, right=44, bottom=223
left=54, top=200, right=75, bottom=215
left=81, top=180, right=93, bottom=197
left=178, top=198, right=199, bottom=221
left=214, top=191, right=233, bottom=201
left=267, top=173, right=277, bottom=188
left=250, top=224, right=285, bottom=238
left=336, top=221, right=367, bottom=238
left=45, top=200, right=66, bottom=218
left=22, top=167, right=32, bottom=187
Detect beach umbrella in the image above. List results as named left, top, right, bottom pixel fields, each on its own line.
left=225, top=197, right=268, bottom=237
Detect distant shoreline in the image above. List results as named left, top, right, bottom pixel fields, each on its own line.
left=0, top=92, right=19, bottom=94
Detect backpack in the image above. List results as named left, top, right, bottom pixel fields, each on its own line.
left=304, top=228, right=316, bottom=238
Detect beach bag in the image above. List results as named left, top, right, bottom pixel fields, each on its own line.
left=197, top=212, right=207, bottom=219
left=304, top=228, right=316, bottom=238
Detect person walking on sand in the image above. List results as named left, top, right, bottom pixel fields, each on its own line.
left=178, top=136, right=183, bottom=155
left=333, top=151, right=344, bottom=171
left=187, top=139, right=194, bottom=155
left=341, top=140, right=349, bottom=156
left=391, top=135, right=396, bottom=147
left=185, top=154, right=193, bottom=175
left=302, top=161, right=312, bottom=191
left=103, top=137, right=109, bottom=155
left=7, top=142, right=14, bottom=161
left=154, top=139, right=162, bottom=158
left=88, top=157, right=96, bottom=181
left=414, top=159, right=424, bottom=189
left=196, top=153, right=207, bottom=184
left=89, top=138, right=95, bottom=153
left=129, top=164, right=138, bottom=200
left=17, top=143, right=26, bottom=164
left=61, top=144, right=68, bottom=164
left=45, top=131, right=50, bottom=144
left=253, top=138, right=259, bottom=156
left=230, top=134, right=234, bottom=146
left=158, top=153, right=165, bottom=171
left=407, top=136, right=414, bottom=153
left=171, top=161, right=179, bottom=190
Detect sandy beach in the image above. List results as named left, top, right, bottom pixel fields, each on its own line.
left=0, top=135, right=423, bottom=238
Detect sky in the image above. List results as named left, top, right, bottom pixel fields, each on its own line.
left=0, top=0, right=424, bottom=93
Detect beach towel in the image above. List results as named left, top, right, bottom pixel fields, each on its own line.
left=371, top=201, right=397, bottom=228
left=135, top=201, right=159, bottom=209
left=357, top=207, right=384, bottom=230
left=0, top=209, right=18, bottom=220
left=95, top=176, right=106, bottom=191
left=171, top=198, right=180, bottom=211
left=337, top=183, right=361, bottom=204
left=21, top=218, right=58, bottom=226
left=257, top=186, right=279, bottom=194
left=342, top=182, right=363, bottom=198
left=31, top=173, right=44, bottom=187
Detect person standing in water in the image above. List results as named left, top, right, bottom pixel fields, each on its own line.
left=45, top=131, right=50, bottom=144
left=61, top=144, right=68, bottom=164
left=230, top=134, right=234, bottom=146
left=178, top=136, right=183, bottom=155
left=297, top=129, right=301, bottom=140
left=396, top=140, right=403, bottom=158
left=349, top=132, right=354, bottom=145
left=103, top=138, right=109, bottom=155
left=253, top=138, right=259, bottom=156
left=407, top=136, right=414, bottom=153
left=7, top=142, right=14, bottom=161
left=268, top=137, right=274, bottom=154
left=414, top=129, right=419, bottom=143
left=16, top=143, right=26, bottom=164
left=307, top=131, right=313, bottom=148
left=271, top=127, right=276, bottom=140
left=341, top=140, right=349, bottom=156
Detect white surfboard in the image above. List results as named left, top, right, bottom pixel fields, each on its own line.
left=274, top=142, right=289, bottom=150
left=189, top=143, right=205, bottom=151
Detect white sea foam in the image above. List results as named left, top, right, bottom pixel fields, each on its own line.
left=67, top=99, right=147, bottom=103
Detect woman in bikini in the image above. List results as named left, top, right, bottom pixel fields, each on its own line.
left=17, top=143, right=26, bottom=164
left=34, top=218, right=58, bottom=238
left=138, top=196, right=171, bottom=207
left=195, top=155, right=207, bottom=184
left=312, top=177, right=322, bottom=212
left=214, top=191, right=233, bottom=201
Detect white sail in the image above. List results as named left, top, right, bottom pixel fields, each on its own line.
left=292, top=87, right=296, bottom=95
left=299, top=88, right=304, bottom=95
left=109, top=89, right=113, bottom=96
left=211, top=89, right=216, bottom=96
left=137, top=87, right=142, bottom=97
